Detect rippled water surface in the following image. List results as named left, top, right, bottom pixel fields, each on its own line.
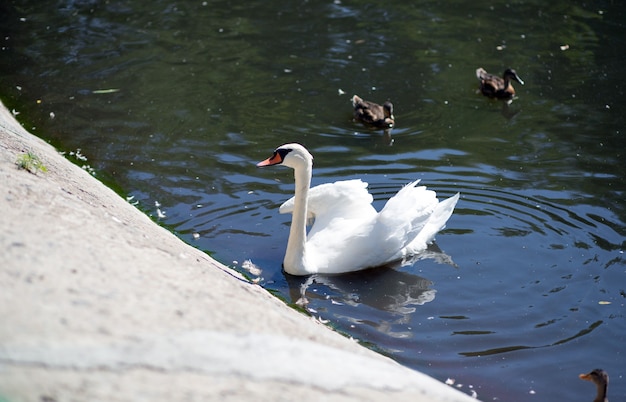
left=2, top=1, right=625, bottom=400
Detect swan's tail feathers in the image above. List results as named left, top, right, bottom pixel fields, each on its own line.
left=409, top=192, right=460, bottom=252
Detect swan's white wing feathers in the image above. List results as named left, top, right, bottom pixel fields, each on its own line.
left=279, top=179, right=374, bottom=221
left=289, top=181, right=459, bottom=273
left=306, top=214, right=377, bottom=271
left=374, top=181, right=460, bottom=260
left=306, top=181, right=453, bottom=272
left=375, top=181, right=438, bottom=257
left=406, top=192, right=460, bottom=253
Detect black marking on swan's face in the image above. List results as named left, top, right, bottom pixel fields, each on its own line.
left=275, top=146, right=294, bottom=162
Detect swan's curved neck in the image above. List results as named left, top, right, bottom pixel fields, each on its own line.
left=283, top=159, right=312, bottom=275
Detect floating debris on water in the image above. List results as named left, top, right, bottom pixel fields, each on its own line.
left=242, top=259, right=262, bottom=276
left=92, top=88, right=120, bottom=94
left=155, top=201, right=166, bottom=218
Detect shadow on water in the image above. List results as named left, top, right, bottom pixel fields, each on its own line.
left=2, top=1, right=626, bottom=401
left=285, top=243, right=455, bottom=315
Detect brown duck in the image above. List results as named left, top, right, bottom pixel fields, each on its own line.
left=475, top=68, right=524, bottom=100
left=579, top=369, right=609, bottom=402
left=351, top=95, right=395, bottom=128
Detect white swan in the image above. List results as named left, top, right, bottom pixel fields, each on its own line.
left=257, top=143, right=460, bottom=276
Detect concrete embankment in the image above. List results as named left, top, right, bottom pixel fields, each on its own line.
left=0, top=100, right=477, bottom=402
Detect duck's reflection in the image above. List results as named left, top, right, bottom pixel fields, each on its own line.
left=382, top=128, right=394, bottom=146
left=285, top=243, right=455, bottom=316
left=500, top=101, right=522, bottom=120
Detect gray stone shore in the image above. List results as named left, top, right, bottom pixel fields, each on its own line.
left=0, top=100, right=477, bottom=402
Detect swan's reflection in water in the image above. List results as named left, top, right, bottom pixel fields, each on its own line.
left=285, top=244, right=456, bottom=335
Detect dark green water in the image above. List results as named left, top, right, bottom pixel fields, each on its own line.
left=2, top=1, right=625, bottom=400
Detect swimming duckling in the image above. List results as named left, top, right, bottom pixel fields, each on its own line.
left=351, top=95, right=395, bottom=128
left=475, top=68, right=524, bottom=100
left=579, top=368, right=609, bottom=402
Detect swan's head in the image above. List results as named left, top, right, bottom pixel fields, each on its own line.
left=257, top=143, right=313, bottom=170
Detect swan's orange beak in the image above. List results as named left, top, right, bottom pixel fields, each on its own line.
left=257, top=151, right=283, bottom=167
left=579, top=373, right=591, bottom=381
